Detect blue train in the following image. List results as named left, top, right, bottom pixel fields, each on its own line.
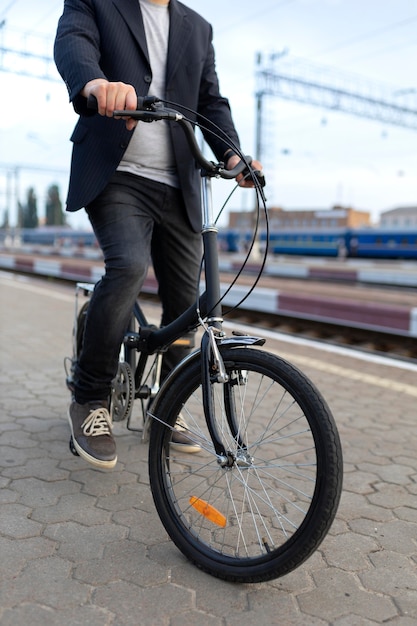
left=218, top=228, right=417, bottom=260
left=12, top=226, right=417, bottom=260
left=18, top=227, right=97, bottom=248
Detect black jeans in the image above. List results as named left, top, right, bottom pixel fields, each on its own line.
left=73, top=172, right=202, bottom=404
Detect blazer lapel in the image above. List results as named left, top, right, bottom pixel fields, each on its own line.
left=166, top=0, right=193, bottom=87
left=112, top=0, right=150, bottom=64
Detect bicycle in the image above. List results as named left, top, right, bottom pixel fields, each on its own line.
left=65, top=97, right=343, bottom=583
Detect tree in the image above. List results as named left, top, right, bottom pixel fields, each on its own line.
left=0, top=209, right=9, bottom=229
left=45, top=184, right=65, bottom=226
left=21, top=187, right=39, bottom=228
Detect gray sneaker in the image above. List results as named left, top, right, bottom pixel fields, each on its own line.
left=170, top=414, right=201, bottom=454
left=68, top=400, right=117, bottom=469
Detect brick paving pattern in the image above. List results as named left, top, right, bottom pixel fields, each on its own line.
left=1, top=273, right=416, bottom=625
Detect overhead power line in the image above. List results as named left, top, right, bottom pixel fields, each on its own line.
left=312, top=13, right=417, bottom=58
left=216, top=0, right=295, bottom=34
left=22, top=1, right=62, bottom=35
left=0, top=0, right=19, bottom=20
left=0, top=44, right=60, bottom=81
left=253, top=52, right=417, bottom=178
left=0, top=22, right=59, bottom=81
left=255, top=52, right=417, bottom=158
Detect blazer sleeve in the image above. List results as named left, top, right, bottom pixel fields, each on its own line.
left=54, top=0, right=107, bottom=115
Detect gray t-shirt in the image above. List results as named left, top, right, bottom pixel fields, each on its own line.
left=117, top=0, right=179, bottom=187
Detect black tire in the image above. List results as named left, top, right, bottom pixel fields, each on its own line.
left=148, top=347, right=343, bottom=583
left=66, top=301, right=90, bottom=393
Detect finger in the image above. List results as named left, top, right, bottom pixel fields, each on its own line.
left=113, top=85, right=130, bottom=113
left=125, top=88, right=138, bottom=111
left=93, top=86, right=110, bottom=117
left=125, top=117, right=138, bottom=131
left=102, top=82, right=134, bottom=117
left=105, top=83, right=122, bottom=116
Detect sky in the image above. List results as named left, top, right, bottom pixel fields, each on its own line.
left=0, top=0, right=416, bottom=229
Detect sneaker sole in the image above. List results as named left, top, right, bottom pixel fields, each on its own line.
left=67, top=409, right=117, bottom=470
left=170, top=441, right=202, bottom=454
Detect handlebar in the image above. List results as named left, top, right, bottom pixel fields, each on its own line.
left=87, top=95, right=264, bottom=184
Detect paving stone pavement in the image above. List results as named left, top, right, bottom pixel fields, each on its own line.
left=1, top=272, right=417, bottom=626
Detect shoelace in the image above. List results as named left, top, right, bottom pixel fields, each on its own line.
left=82, top=408, right=112, bottom=437
left=175, top=414, right=189, bottom=432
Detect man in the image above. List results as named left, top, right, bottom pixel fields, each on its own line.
left=54, top=0, right=262, bottom=470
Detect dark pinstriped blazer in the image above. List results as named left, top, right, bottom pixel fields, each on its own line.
left=54, top=0, right=241, bottom=231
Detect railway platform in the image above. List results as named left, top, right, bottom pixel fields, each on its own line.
left=1, top=271, right=417, bottom=625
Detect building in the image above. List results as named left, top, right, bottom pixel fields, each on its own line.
left=228, top=205, right=371, bottom=231
left=379, top=206, right=417, bottom=229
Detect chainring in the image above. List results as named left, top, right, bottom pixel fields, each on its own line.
left=111, top=361, right=134, bottom=422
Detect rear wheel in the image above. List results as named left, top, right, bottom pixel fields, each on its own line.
left=149, top=346, right=343, bottom=583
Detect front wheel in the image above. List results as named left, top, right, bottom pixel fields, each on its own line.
left=148, top=347, right=343, bottom=583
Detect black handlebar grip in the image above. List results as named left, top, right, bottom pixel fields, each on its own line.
left=87, top=94, right=98, bottom=111
left=87, top=94, right=160, bottom=112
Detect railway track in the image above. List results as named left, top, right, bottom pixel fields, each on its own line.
left=239, top=310, right=417, bottom=360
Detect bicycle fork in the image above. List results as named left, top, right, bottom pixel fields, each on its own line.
left=200, top=174, right=252, bottom=467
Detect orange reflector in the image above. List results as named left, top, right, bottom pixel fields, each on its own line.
left=189, top=496, right=227, bottom=528
left=172, top=338, right=193, bottom=347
